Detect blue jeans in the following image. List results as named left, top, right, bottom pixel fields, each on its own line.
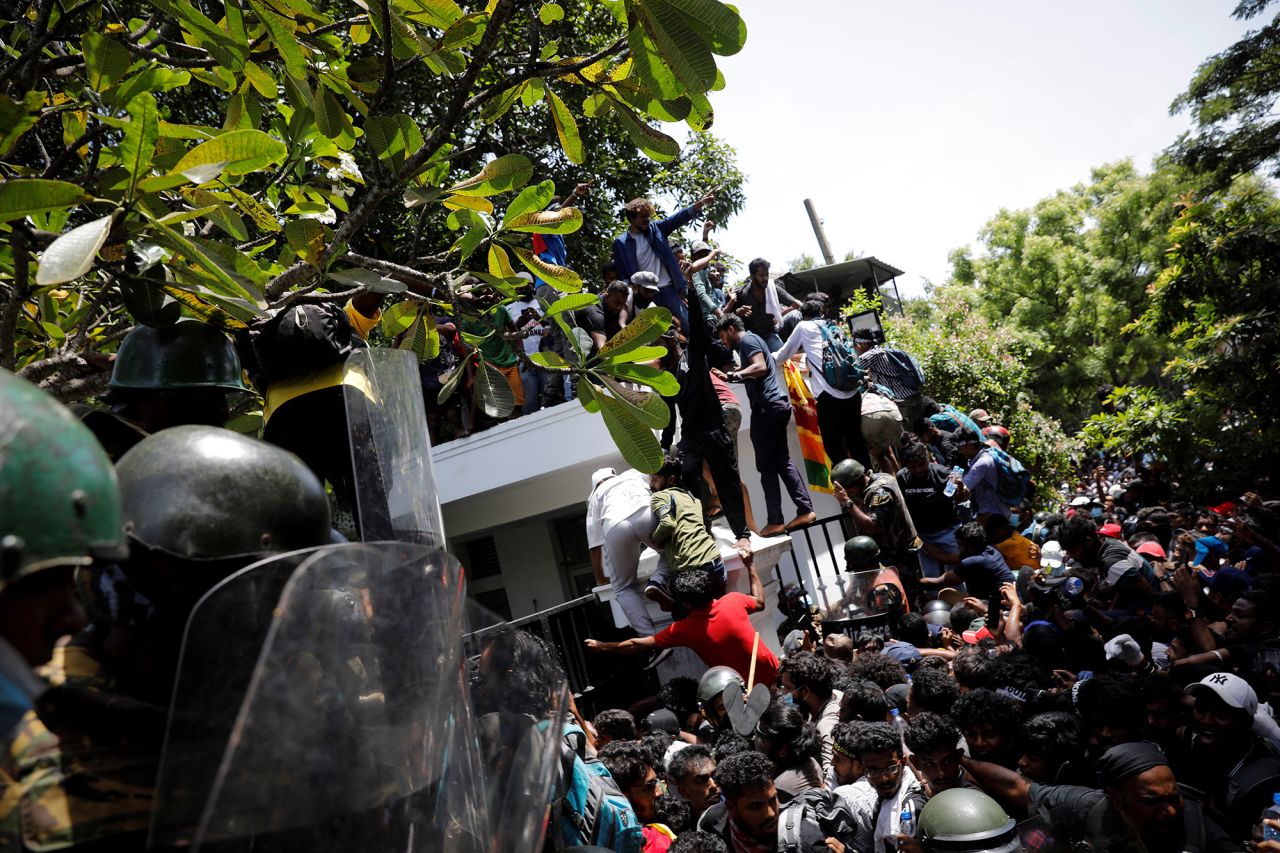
left=519, top=363, right=545, bottom=415
left=918, top=525, right=959, bottom=579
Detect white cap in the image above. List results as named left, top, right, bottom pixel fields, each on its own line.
left=1108, top=484, right=1126, bottom=499
left=1040, top=540, right=1065, bottom=572
left=590, top=467, right=616, bottom=491
left=1104, top=634, right=1144, bottom=667
left=1185, top=671, right=1259, bottom=716
left=1070, top=495, right=1092, bottom=507
left=690, top=240, right=712, bottom=256
left=629, top=271, right=660, bottom=292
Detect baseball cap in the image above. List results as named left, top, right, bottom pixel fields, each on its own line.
left=1134, top=541, right=1167, bottom=560
left=883, top=640, right=922, bottom=666
left=1040, top=540, right=1065, bottom=573
left=590, top=468, right=616, bottom=491
left=1192, top=535, right=1229, bottom=566
left=968, top=409, right=991, bottom=427
left=1069, top=495, right=1092, bottom=507
left=629, top=271, right=660, bottom=292
left=1098, top=523, right=1123, bottom=539
left=962, top=623, right=994, bottom=645
left=690, top=240, right=712, bottom=257
left=783, top=629, right=807, bottom=657
left=1209, top=501, right=1237, bottom=517
left=1206, top=566, right=1252, bottom=597
left=1185, top=671, right=1258, bottom=716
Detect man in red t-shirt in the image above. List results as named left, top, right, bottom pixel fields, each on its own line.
left=585, top=558, right=778, bottom=687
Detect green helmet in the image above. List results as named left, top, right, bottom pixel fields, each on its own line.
left=0, top=371, right=126, bottom=591
left=109, top=320, right=249, bottom=392
left=844, top=535, right=880, bottom=566
left=830, top=458, right=866, bottom=488
left=918, top=788, right=1021, bottom=853
left=117, top=426, right=330, bottom=561
left=697, top=665, right=745, bottom=706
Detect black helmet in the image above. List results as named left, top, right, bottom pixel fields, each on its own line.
left=844, top=535, right=880, bottom=567
left=110, top=320, right=249, bottom=392
left=117, top=426, right=330, bottom=561
left=918, top=788, right=1021, bottom=853
left=697, top=666, right=745, bottom=706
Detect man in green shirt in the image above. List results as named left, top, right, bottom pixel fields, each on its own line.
left=645, top=453, right=728, bottom=613
left=461, top=303, right=523, bottom=418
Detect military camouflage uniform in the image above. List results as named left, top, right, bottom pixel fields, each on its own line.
left=0, top=637, right=161, bottom=851
left=860, top=472, right=921, bottom=570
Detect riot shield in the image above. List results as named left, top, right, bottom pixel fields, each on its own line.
left=150, top=542, right=569, bottom=852
left=818, top=567, right=908, bottom=633
left=344, top=347, right=445, bottom=545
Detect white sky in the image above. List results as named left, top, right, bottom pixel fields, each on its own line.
left=693, top=1, right=1256, bottom=297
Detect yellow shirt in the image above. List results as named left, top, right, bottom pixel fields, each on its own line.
left=996, top=532, right=1041, bottom=572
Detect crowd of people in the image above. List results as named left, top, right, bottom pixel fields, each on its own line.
left=555, top=442, right=1280, bottom=852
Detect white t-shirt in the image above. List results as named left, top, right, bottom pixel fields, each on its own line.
left=629, top=232, right=671, bottom=287
left=773, top=319, right=858, bottom=400
left=505, top=298, right=543, bottom=356
left=585, top=469, right=653, bottom=549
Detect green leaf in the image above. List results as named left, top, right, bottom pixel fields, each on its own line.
left=545, top=88, right=584, bottom=164
left=631, top=0, right=718, bottom=94
left=453, top=226, right=486, bottom=263
left=381, top=299, right=421, bottom=336
left=593, top=381, right=664, bottom=471
left=529, top=350, right=570, bottom=369
left=0, top=92, right=44, bottom=158
left=36, top=215, right=113, bottom=286
left=398, top=309, right=440, bottom=360
left=394, top=0, right=465, bottom=28
left=601, top=362, right=679, bottom=395
left=120, top=275, right=183, bottom=327
left=612, top=101, right=680, bottom=162
left=538, top=2, right=564, bottom=24
left=161, top=284, right=251, bottom=331
left=505, top=206, right=583, bottom=234
left=437, top=351, right=474, bottom=403
left=509, top=244, right=582, bottom=291
left=110, top=67, right=192, bottom=108
left=660, top=0, right=747, bottom=56
left=480, top=83, right=522, bottom=124
left=597, top=306, right=672, bottom=360
left=243, top=0, right=307, bottom=77
left=226, top=186, right=282, bottom=232
left=601, top=344, right=667, bottom=365
left=41, top=321, right=66, bottom=345
left=171, top=129, right=288, bottom=184
left=83, top=32, right=132, bottom=92
left=520, top=78, right=546, bottom=108
left=544, top=292, right=597, bottom=317
left=313, top=85, right=351, bottom=140
left=476, top=358, right=515, bottom=417
left=366, top=113, right=423, bottom=165
left=576, top=374, right=601, bottom=412
left=148, top=0, right=248, bottom=69
left=448, top=153, right=533, bottom=197
left=120, top=93, right=159, bottom=193
left=242, top=61, right=277, bottom=99
left=501, top=179, right=555, bottom=228
left=328, top=267, right=406, bottom=294
left=488, top=244, right=517, bottom=278
left=145, top=212, right=259, bottom=302
left=686, top=90, right=714, bottom=131
left=599, top=375, right=670, bottom=429
left=0, top=180, right=91, bottom=224
left=627, top=22, right=683, bottom=101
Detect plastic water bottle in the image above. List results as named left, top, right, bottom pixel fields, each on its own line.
left=943, top=466, right=964, bottom=498
left=890, top=707, right=908, bottom=739
left=1263, top=793, right=1280, bottom=841
left=899, top=804, right=916, bottom=839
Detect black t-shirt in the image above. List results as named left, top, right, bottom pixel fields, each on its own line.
left=897, top=463, right=959, bottom=535
left=956, top=546, right=1015, bottom=601
left=736, top=331, right=787, bottom=413
left=735, top=282, right=797, bottom=338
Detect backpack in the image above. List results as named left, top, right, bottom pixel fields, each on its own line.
left=550, top=745, right=645, bottom=853
left=929, top=404, right=981, bottom=437
left=880, top=347, right=926, bottom=396
left=816, top=322, right=865, bottom=392
left=776, top=789, right=859, bottom=852
left=987, top=446, right=1032, bottom=508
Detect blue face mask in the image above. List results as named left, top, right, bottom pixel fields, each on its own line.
left=1090, top=507, right=1104, bottom=520
left=780, top=692, right=795, bottom=706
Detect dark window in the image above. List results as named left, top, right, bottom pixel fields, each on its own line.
left=465, top=535, right=502, bottom=581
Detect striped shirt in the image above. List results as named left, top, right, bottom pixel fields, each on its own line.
left=857, top=346, right=923, bottom=401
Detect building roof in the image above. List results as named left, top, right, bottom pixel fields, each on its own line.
left=777, top=256, right=904, bottom=305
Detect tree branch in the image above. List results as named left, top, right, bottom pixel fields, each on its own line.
left=0, top=231, right=30, bottom=369
left=461, top=37, right=627, bottom=114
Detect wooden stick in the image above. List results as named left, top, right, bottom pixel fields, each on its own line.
left=746, top=632, right=760, bottom=692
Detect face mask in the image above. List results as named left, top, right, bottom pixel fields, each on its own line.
left=780, top=691, right=795, bottom=706
left=1090, top=507, right=1104, bottom=520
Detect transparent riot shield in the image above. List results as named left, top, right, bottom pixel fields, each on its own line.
left=818, top=567, right=907, bottom=622
left=344, top=347, right=445, bottom=545
left=150, top=542, right=569, bottom=852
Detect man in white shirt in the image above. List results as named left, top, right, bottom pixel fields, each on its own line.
left=505, top=273, right=546, bottom=415
left=773, top=299, right=871, bottom=468
left=586, top=467, right=661, bottom=635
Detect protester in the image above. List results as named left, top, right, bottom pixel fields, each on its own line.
left=898, top=440, right=965, bottom=578
left=851, top=330, right=930, bottom=426
left=722, top=258, right=801, bottom=352
left=587, top=467, right=663, bottom=635
left=716, top=315, right=815, bottom=537
left=645, top=453, right=729, bottom=610
left=613, top=193, right=716, bottom=330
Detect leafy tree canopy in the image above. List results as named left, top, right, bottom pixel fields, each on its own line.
left=0, top=0, right=750, bottom=471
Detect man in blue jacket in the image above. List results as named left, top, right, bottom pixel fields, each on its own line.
left=612, top=192, right=716, bottom=331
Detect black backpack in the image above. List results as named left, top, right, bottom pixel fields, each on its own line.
left=776, top=789, right=859, bottom=852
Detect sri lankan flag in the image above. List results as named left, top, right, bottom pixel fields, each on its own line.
left=782, top=361, right=832, bottom=493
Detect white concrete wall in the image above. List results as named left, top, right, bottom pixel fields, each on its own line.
left=431, top=376, right=850, bottom=617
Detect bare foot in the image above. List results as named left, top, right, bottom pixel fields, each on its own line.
left=785, top=512, right=816, bottom=530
